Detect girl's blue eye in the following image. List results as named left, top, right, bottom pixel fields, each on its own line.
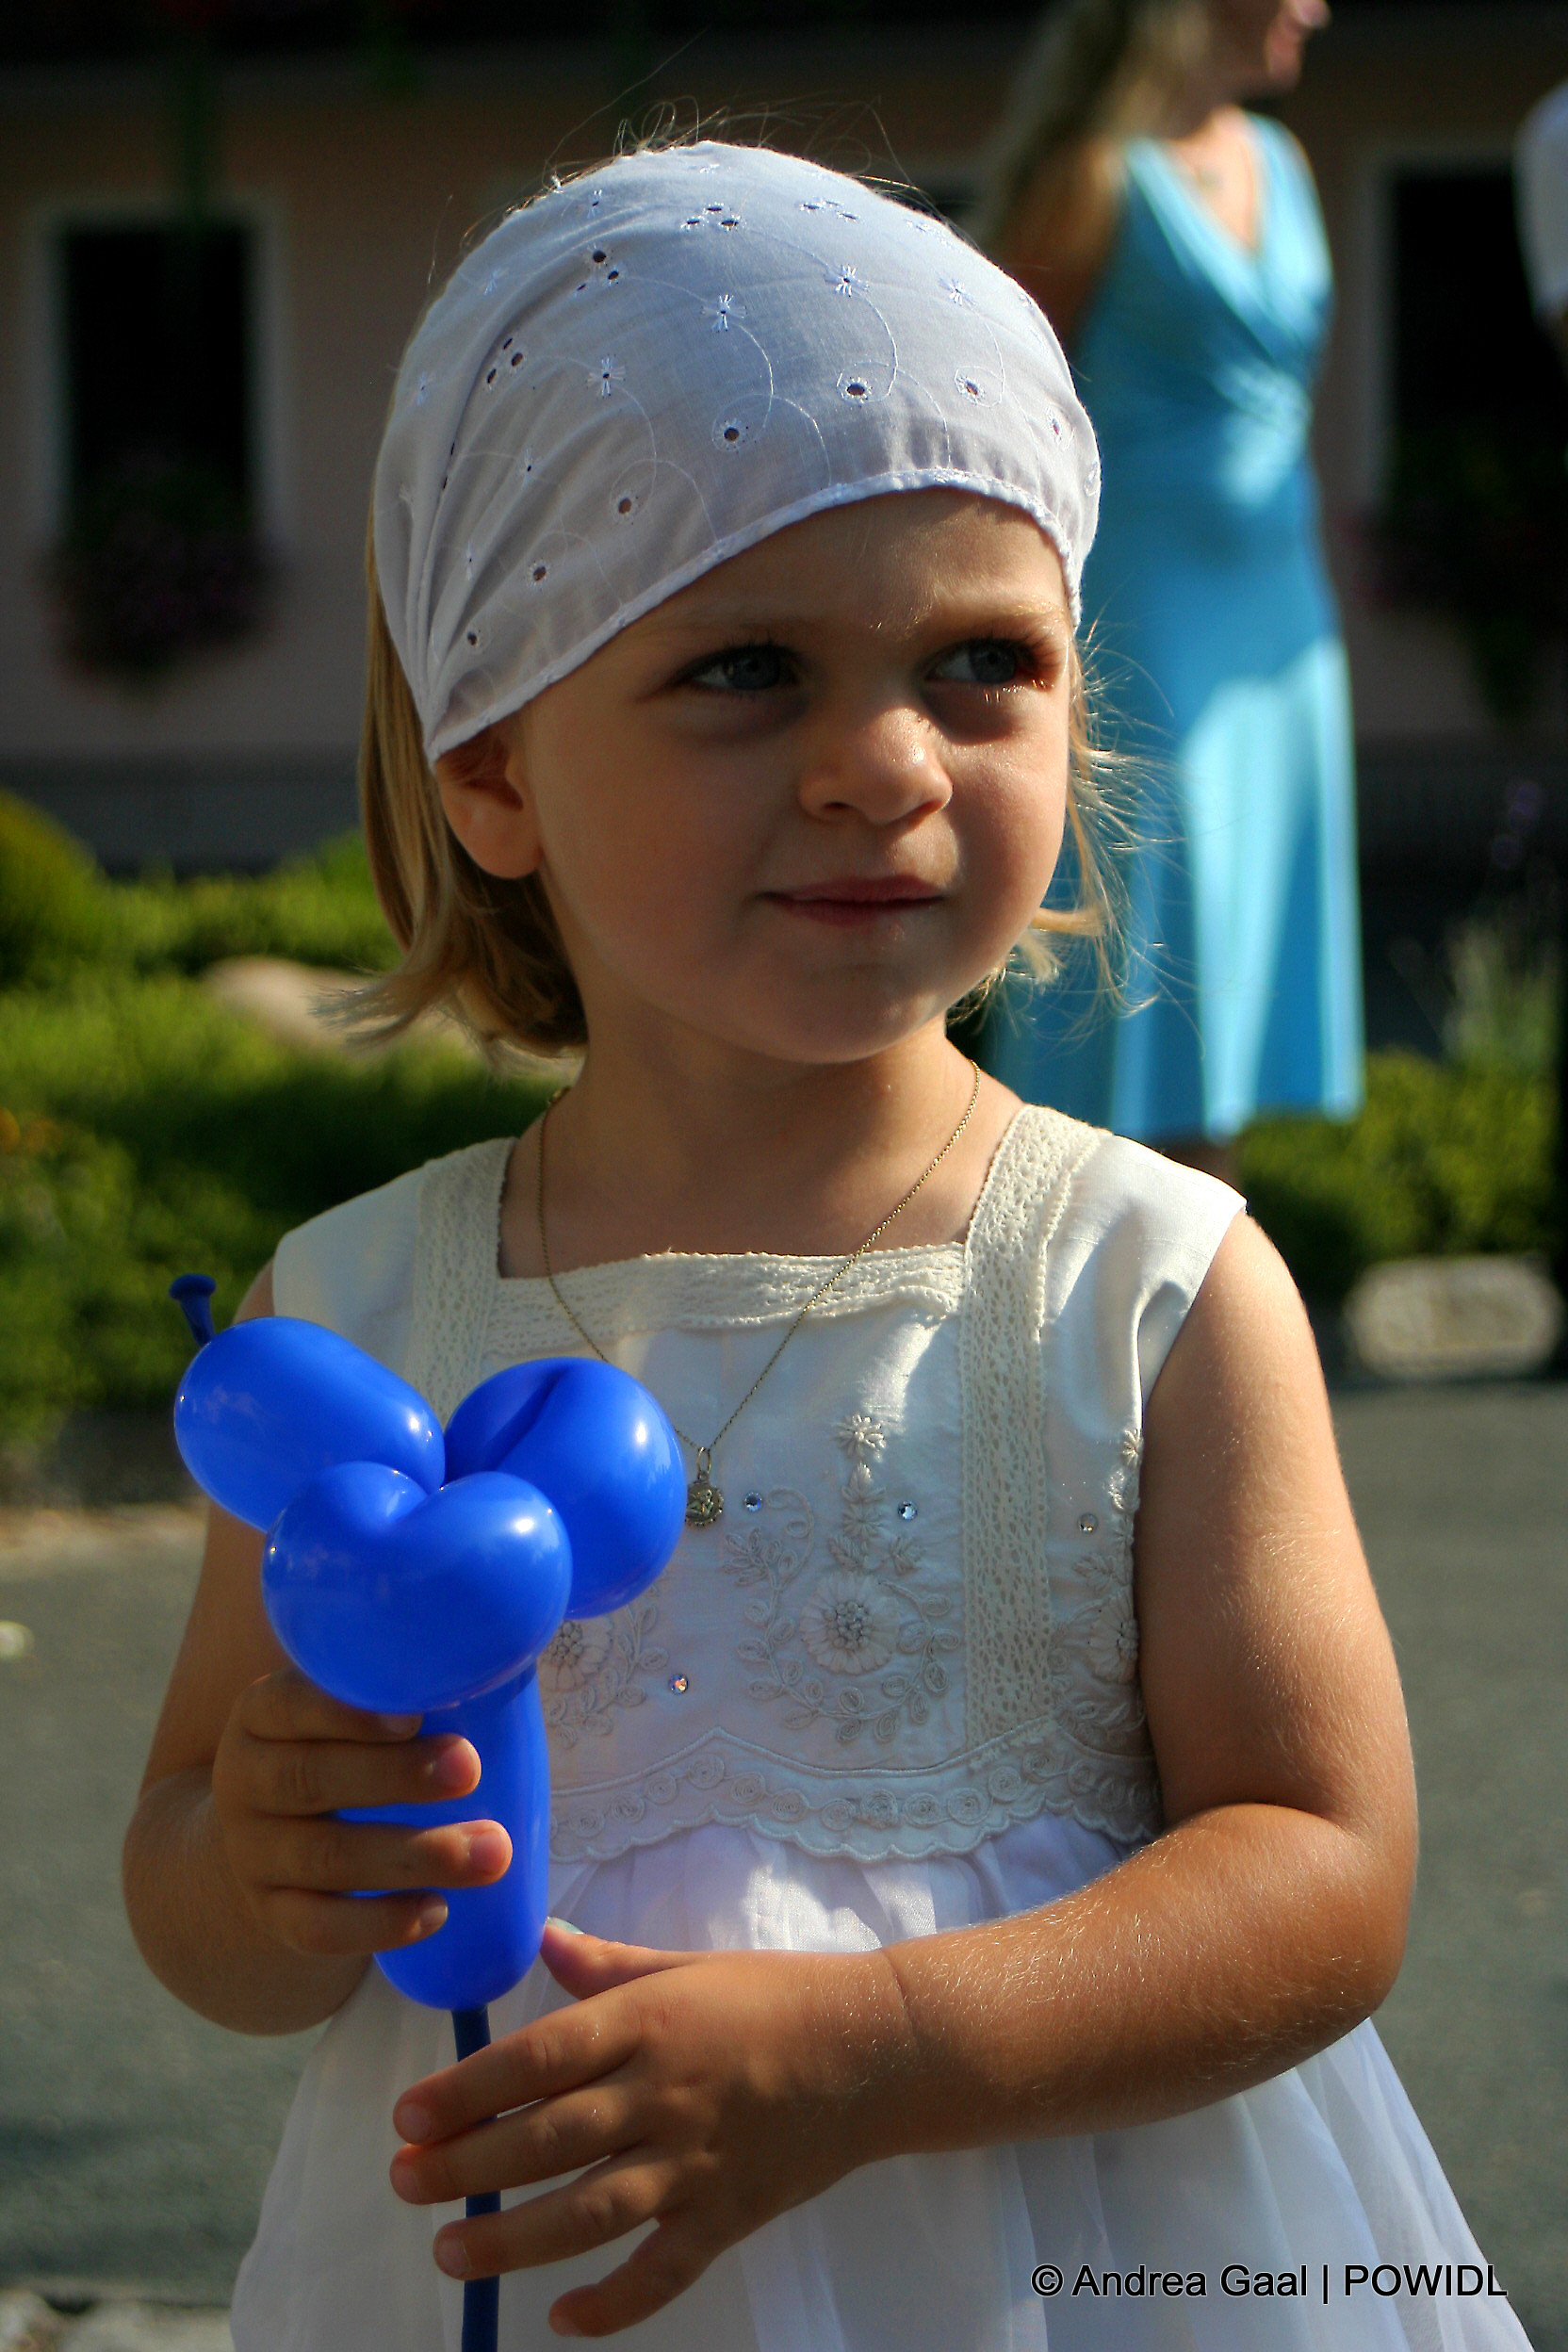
left=688, top=644, right=791, bottom=693
left=929, top=639, right=1035, bottom=688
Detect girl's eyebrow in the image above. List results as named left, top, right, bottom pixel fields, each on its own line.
left=637, top=595, right=1071, bottom=643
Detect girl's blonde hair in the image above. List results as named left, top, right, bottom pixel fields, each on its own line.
left=972, top=0, right=1211, bottom=260
left=356, top=516, right=1125, bottom=1057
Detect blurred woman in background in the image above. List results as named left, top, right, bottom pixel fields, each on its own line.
left=976, top=0, right=1363, bottom=1172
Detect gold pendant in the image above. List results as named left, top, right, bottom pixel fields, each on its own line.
left=686, top=1453, right=723, bottom=1527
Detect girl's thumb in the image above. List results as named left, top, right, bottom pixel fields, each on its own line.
left=539, top=1919, right=693, bottom=1994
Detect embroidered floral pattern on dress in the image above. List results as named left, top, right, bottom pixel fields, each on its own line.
left=538, top=1600, right=667, bottom=1744
left=722, top=1412, right=961, bottom=1747
left=539, top=1618, right=612, bottom=1690
left=799, top=1573, right=899, bottom=1676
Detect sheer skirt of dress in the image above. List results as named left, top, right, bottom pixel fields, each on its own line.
left=229, top=1812, right=1527, bottom=2352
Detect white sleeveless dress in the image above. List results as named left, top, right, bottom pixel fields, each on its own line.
left=232, top=1108, right=1528, bottom=2352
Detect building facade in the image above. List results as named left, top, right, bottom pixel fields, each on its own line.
left=2, top=5, right=1566, bottom=871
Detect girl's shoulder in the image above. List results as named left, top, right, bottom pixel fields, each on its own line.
left=270, top=1135, right=513, bottom=1376
left=988, top=1107, right=1246, bottom=1396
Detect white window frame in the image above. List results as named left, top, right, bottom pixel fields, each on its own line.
left=23, top=189, right=292, bottom=550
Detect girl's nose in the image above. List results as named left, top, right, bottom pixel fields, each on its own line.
left=797, top=705, right=949, bottom=825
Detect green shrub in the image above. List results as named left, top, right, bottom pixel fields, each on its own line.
left=1237, top=1052, right=1556, bottom=1303
left=0, top=793, right=116, bottom=987
left=0, top=973, right=552, bottom=1439
left=0, top=794, right=395, bottom=987
left=117, top=834, right=398, bottom=976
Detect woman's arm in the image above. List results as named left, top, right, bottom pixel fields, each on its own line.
left=389, top=1217, right=1418, bottom=2335
left=993, top=137, right=1124, bottom=346
left=122, top=1265, right=509, bottom=2035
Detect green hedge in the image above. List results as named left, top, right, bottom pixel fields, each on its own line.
left=1236, top=1053, right=1556, bottom=1302
left=0, top=975, right=550, bottom=1441
left=0, top=792, right=397, bottom=985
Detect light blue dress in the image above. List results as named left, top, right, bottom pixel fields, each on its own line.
left=985, top=118, right=1364, bottom=1140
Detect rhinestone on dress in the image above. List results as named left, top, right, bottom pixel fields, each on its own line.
left=896, top=1500, right=918, bottom=1521
left=1079, top=1513, right=1099, bottom=1536
left=668, top=1674, right=690, bottom=1694
left=743, top=1493, right=763, bottom=1512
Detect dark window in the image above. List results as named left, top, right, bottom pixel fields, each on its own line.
left=1374, top=167, right=1568, bottom=723
left=60, top=220, right=254, bottom=521
left=1392, top=167, right=1568, bottom=449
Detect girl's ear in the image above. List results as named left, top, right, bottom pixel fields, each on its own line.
left=433, top=721, right=543, bottom=880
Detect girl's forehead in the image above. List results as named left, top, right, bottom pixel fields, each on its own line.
left=636, top=495, right=1070, bottom=633
left=375, top=141, right=1097, bottom=761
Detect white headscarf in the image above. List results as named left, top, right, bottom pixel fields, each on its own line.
left=375, top=141, right=1100, bottom=760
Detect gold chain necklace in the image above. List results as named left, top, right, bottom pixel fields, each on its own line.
left=535, top=1061, right=982, bottom=1527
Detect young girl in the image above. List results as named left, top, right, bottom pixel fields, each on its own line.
left=123, top=141, right=1527, bottom=2352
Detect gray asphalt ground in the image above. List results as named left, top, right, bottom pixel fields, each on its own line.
left=0, top=1385, right=1563, bottom=2342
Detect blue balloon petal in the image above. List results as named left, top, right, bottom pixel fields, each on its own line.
left=175, top=1317, right=445, bottom=1529
left=262, top=1465, right=571, bottom=1713
left=447, top=1358, right=686, bottom=1618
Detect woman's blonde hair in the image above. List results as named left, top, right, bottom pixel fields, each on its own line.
left=972, top=0, right=1212, bottom=259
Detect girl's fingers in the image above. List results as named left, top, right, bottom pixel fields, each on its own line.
left=394, top=1998, right=645, bottom=2143
left=246, top=1730, right=481, bottom=1817
left=548, top=2215, right=715, bottom=2339
left=392, top=2084, right=634, bottom=2206
left=261, top=1886, right=451, bottom=1958
left=237, top=1668, right=423, bottom=1746
left=254, top=1814, right=511, bottom=1895
left=433, top=2150, right=676, bottom=2279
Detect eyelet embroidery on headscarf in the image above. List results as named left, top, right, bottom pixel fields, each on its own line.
left=376, top=141, right=1101, bottom=764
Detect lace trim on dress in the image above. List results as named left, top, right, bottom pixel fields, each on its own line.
left=405, top=1135, right=511, bottom=1419
left=961, top=1108, right=1094, bottom=1747
left=548, top=1714, right=1156, bottom=1863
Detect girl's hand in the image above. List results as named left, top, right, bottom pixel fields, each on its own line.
left=388, top=1923, right=906, bottom=2338
left=209, top=1666, right=513, bottom=1958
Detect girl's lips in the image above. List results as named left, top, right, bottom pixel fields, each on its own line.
left=766, top=877, right=945, bottom=928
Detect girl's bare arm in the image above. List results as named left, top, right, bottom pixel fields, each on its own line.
left=122, top=1266, right=509, bottom=2035
left=857, top=1208, right=1418, bottom=2142
left=388, top=1217, right=1419, bottom=2336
